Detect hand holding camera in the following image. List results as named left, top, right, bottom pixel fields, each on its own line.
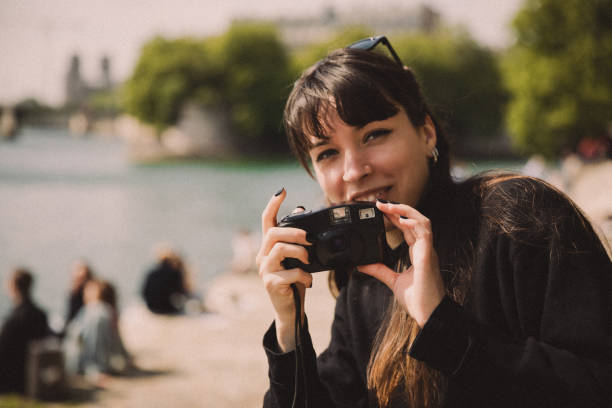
left=278, top=201, right=386, bottom=273
left=256, top=188, right=313, bottom=352
left=256, top=189, right=388, bottom=352
left=358, top=200, right=445, bottom=329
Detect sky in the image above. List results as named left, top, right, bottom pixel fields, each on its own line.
left=0, top=0, right=523, bottom=106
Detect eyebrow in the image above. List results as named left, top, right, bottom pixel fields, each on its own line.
left=310, top=139, right=329, bottom=149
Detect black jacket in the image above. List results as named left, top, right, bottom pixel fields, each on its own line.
left=0, top=299, right=49, bottom=393
left=262, top=177, right=612, bottom=407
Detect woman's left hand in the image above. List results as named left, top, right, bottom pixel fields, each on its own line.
left=358, top=200, right=445, bottom=328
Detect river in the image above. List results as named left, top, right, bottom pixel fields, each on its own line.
left=0, top=127, right=523, bottom=330
left=0, top=127, right=323, bottom=328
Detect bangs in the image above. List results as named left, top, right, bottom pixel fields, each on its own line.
left=284, top=63, right=399, bottom=174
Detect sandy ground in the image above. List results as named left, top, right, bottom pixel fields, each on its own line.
left=33, top=271, right=336, bottom=408
left=4, top=161, right=610, bottom=408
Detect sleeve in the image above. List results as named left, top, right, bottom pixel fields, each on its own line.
left=409, top=180, right=612, bottom=407
left=263, top=287, right=371, bottom=408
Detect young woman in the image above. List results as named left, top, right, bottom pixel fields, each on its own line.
left=257, top=38, right=612, bottom=407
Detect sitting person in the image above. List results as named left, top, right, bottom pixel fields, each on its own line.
left=64, top=260, right=94, bottom=331
left=0, top=267, right=50, bottom=394
left=64, top=279, right=131, bottom=379
left=142, top=246, right=192, bottom=314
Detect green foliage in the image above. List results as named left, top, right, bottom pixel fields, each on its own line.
left=219, top=23, right=292, bottom=152
left=502, top=0, right=612, bottom=158
left=124, top=36, right=224, bottom=132
left=393, top=31, right=507, bottom=148
left=124, top=24, right=291, bottom=153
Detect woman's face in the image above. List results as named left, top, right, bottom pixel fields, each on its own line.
left=307, top=106, right=436, bottom=221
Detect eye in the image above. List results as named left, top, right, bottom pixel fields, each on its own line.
left=364, top=128, right=391, bottom=143
left=315, top=148, right=338, bottom=162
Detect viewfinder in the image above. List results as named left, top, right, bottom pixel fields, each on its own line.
left=359, top=208, right=375, bottom=220
left=330, top=206, right=350, bottom=224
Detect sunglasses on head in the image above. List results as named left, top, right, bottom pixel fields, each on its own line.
left=348, top=35, right=403, bottom=67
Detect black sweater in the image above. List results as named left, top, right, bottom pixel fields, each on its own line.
left=262, top=177, right=612, bottom=407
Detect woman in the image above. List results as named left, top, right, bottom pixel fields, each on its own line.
left=257, top=38, right=612, bottom=407
left=64, top=279, right=131, bottom=380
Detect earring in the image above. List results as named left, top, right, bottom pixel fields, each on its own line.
left=431, top=147, right=439, bottom=164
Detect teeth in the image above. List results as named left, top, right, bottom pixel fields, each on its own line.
left=355, top=190, right=386, bottom=202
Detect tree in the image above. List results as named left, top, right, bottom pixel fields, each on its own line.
left=123, top=24, right=292, bottom=154
left=393, top=31, right=507, bottom=154
left=219, top=23, right=293, bottom=153
left=123, top=36, right=224, bottom=132
left=502, top=0, right=612, bottom=158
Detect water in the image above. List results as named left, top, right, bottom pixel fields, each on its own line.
left=0, top=128, right=322, bottom=326
left=0, top=128, right=525, bottom=328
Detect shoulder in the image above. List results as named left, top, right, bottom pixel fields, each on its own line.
left=470, top=173, right=579, bottom=221
left=469, top=172, right=600, bottom=249
left=477, top=173, right=567, bottom=208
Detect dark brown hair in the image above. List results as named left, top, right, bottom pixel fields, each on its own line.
left=98, top=280, right=118, bottom=311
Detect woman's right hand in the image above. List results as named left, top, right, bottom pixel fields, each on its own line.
left=256, top=188, right=313, bottom=352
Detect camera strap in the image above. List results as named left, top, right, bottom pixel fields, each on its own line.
left=290, top=283, right=309, bottom=408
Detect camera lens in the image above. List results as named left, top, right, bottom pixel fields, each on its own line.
left=331, top=236, right=347, bottom=252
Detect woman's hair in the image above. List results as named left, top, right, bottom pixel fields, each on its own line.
left=98, top=280, right=118, bottom=311
left=11, top=267, right=34, bottom=299
left=283, top=47, right=461, bottom=407
left=86, top=279, right=118, bottom=311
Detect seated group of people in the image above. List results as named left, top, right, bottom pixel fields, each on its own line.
left=1, top=245, right=198, bottom=397
left=0, top=262, right=131, bottom=396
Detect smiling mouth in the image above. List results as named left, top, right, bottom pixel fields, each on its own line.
left=349, top=186, right=391, bottom=203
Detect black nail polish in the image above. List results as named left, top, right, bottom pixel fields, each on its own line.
left=296, top=205, right=305, bottom=210
left=400, top=215, right=408, bottom=219
left=390, top=201, right=400, bottom=205
left=377, top=198, right=389, bottom=203
left=306, top=232, right=316, bottom=243
left=274, top=187, right=285, bottom=196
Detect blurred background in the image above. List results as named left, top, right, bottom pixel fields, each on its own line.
left=1, top=0, right=610, bottom=406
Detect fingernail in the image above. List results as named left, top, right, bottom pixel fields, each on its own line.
left=400, top=215, right=408, bottom=219
left=390, top=201, right=400, bottom=204
left=296, top=205, right=305, bottom=210
left=376, top=198, right=389, bottom=203
left=308, top=281, right=313, bottom=288
left=306, top=232, right=316, bottom=243
left=274, top=187, right=285, bottom=196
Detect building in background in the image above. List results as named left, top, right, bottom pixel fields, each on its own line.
left=65, top=55, right=114, bottom=108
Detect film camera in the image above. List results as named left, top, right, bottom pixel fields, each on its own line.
left=278, top=202, right=386, bottom=273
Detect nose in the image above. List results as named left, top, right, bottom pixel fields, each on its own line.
left=342, top=150, right=372, bottom=183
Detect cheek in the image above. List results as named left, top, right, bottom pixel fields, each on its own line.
left=315, top=166, right=344, bottom=201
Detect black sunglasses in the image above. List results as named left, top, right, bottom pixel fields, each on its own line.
left=348, top=35, right=403, bottom=67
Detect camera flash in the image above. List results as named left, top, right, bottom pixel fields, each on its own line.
left=359, top=208, right=375, bottom=220
left=331, top=206, right=350, bottom=224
